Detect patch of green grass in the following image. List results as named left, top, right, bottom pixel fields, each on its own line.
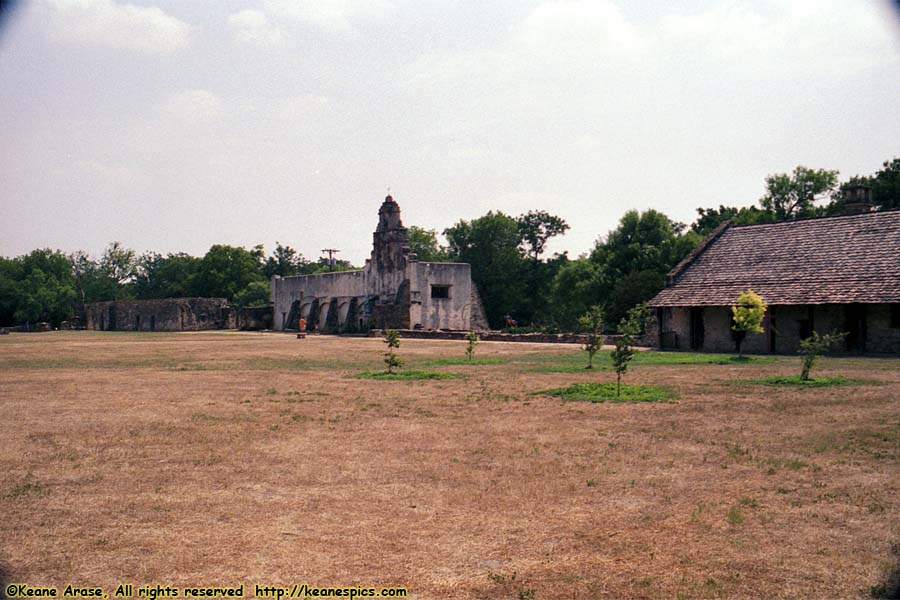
left=747, top=375, right=861, bottom=387
left=534, top=382, right=674, bottom=403
left=726, top=506, right=744, bottom=526
left=521, top=350, right=776, bottom=372
left=355, top=370, right=460, bottom=381
left=416, top=356, right=507, bottom=367
left=4, top=480, right=45, bottom=499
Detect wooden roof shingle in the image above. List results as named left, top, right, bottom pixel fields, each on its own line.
left=649, top=210, right=900, bottom=307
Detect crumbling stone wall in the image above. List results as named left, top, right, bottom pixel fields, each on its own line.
left=84, top=298, right=235, bottom=332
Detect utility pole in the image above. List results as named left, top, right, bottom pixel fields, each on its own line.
left=321, top=248, right=340, bottom=272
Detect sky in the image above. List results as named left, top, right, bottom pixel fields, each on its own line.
left=1, top=0, right=899, bottom=265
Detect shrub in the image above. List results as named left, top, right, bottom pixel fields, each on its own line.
left=798, top=330, right=846, bottom=380
left=610, top=303, right=653, bottom=397
left=731, top=290, right=767, bottom=357
left=465, top=331, right=479, bottom=361
left=578, top=305, right=604, bottom=369
left=383, top=329, right=402, bottom=373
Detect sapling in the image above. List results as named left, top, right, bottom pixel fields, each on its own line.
left=383, top=329, right=402, bottom=373
left=610, top=303, right=652, bottom=397
left=798, top=330, right=845, bottom=381
left=731, top=290, right=767, bottom=358
left=578, top=305, right=604, bottom=369
left=465, top=331, right=479, bottom=361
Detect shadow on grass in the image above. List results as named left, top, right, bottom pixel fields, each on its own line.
left=521, top=351, right=777, bottom=373
left=872, top=540, right=900, bottom=599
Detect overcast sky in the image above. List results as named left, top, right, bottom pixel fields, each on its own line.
left=1, top=0, right=899, bottom=265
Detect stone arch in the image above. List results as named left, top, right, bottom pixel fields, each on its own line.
left=325, top=298, right=340, bottom=332
left=285, top=300, right=302, bottom=330
left=318, top=301, right=330, bottom=329
left=306, top=298, right=320, bottom=330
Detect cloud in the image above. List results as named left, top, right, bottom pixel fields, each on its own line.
left=164, top=90, right=225, bottom=122
left=43, top=0, right=191, bottom=53
left=227, top=9, right=285, bottom=47
left=264, top=0, right=394, bottom=32
left=274, top=94, right=330, bottom=120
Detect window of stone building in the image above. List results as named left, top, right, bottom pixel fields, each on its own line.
left=431, top=285, right=450, bottom=299
left=135, top=315, right=141, bottom=330
left=891, top=305, right=900, bottom=329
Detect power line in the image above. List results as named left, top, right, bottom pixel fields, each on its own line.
left=321, top=248, right=340, bottom=272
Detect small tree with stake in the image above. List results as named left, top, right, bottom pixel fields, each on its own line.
left=383, top=329, right=402, bottom=374
left=799, top=330, right=845, bottom=381
left=465, top=331, right=479, bottom=361
left=578, top=305, right=604, bottom=369
left=731, top=290, right=767, bottom=358
left=610, top=303, right=652, bottom=397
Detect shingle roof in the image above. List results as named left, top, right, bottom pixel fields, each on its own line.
left=649, top=210, right=900, bottom=306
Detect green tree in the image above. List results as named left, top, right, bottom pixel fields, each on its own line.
left=610, top=303, right=652, bottom=397
left=383, top=329, right=402, bottom=373
left=407, top=226, right=448, bottom=262
left=233, top=280, right=271, bottom=307
left=578, top=305, right=604, bottom=369
left=517, top=210, right=569, bottom=262
left=548, top=209, right=698, bottom=330
left=549, top=258, right=603, bottom=330
left=263, top=243, right=311, bottom=278
left=465, top=331, right=479, bottom=361
left=798, top=330, right=846, bottom=381
left=731, top=290, right=767, bottom=357
left=0, top=257, right=20, bottom=325
left=190, top=245, right=265, bottom=300
left=12, top=249, right=78, bottom=326
left=691, top=205, right=775, bottom=236
left=445, top=211, right=527, bottom=328
left=759, top=166, right=839, bottom=220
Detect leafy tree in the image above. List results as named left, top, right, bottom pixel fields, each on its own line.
left=691, top=205, right=775, bottom=236
left=99, top=241, right=136, bottom=288
left=548, top=209, right=698, bottom=329
left=759, top=166, right=839, bottom=220
left=11, top=249, right=77, bottom=326
left=383, top=329, right=402, bottom=373
left=190, top=245, right=265, bottom=300
left=0, top=257, right=20, bottom=325
left=798, top=330, right=846, bottom=381
left=549, top=258, right=603, bottom=330
left=233, top=280, right=271, bottom=307
left=465, top=331, right=479, bottom=361
left=132, top=252, right=202, bottom=299
left=578, top=305, right=604, bottom=369
left=869, top=157, right=900, bottom=210
left=263, top=243, right=311, bottom=278
left=731, top=290, right=767, bottom=358
left=610, top=303, right=652, bottom=397
left=407, top=226, right=448, bottom=262
left=517, top=210, right=569, bottom=262
left=445, top=211, right=527, bottom=328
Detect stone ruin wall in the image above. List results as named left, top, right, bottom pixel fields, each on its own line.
left=84, top=298, right=236, bottom=332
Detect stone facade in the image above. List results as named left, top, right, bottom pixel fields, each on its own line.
left=650, top=210, right=900, bottom=354
left=84, top=298, right=236, bottom=332
left=273, top=195, right=488, bottom=332
left=658, top=304, right=900, bottom=354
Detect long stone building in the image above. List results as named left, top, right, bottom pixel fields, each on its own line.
left=648, top=205, right=900, bottom=354
left=273, top=194, right=488, bottom=332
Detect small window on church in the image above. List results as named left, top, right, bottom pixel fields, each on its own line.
left=431, top=285, right=450, bottom=299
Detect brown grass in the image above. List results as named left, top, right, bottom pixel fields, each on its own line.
left=1, top=331, right=898, bottom=599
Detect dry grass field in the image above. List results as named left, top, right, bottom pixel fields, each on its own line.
left=1, top=331, right=899, bottom=599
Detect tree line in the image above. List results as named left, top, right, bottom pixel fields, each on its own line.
left=1, top=158, right=897, bottom=329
